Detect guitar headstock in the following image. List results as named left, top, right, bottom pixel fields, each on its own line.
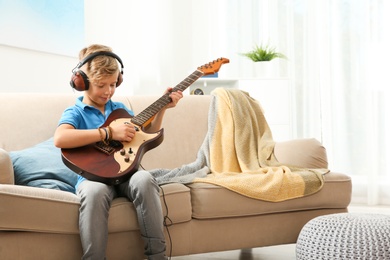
left=198, top=57, right=230, bottom=76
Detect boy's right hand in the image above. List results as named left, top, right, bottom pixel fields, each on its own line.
left=111, top=123, right=136, bottom=142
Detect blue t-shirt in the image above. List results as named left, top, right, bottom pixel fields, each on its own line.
left=58, top=96, right=134, bottom=187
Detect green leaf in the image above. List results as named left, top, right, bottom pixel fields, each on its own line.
left=240, top=44, right=287, bottom=62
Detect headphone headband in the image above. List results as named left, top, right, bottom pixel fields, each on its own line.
left=73, top=51, right=124, bottom=72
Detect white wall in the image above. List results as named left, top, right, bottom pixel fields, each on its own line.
left=83, top=0, right=290, bottom=96
left=0, top=0, right=289, bottom=96
left=0, top=44, right=78, bottom=93
left=0, top=1, right=231, bottom=95
left=84, top=0, right=234, bottom=96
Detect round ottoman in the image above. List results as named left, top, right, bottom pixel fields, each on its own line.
left=296, top=213, right=390, bottom=259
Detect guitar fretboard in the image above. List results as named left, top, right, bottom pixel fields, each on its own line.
left=131, top=69, right=204, bottom=126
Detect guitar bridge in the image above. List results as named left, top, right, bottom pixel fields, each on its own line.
left=94, top=140, right=122, bottom=155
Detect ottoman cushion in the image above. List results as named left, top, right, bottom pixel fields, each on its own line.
left=296, top=213, right=390, bottom=259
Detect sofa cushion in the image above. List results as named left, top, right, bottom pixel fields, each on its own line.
left=10, top=138, right=78, bottom=193
left=0, top=183, right=191, bottom=233
left=189, top=172, right=351, bottom=219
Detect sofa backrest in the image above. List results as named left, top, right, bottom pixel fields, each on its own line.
left=129, top=95, right=211, bottom=170
left=0, top=93, right=211, bottom=170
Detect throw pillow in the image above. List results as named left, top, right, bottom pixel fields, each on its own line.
left=10, top=138, right=78, bottom=193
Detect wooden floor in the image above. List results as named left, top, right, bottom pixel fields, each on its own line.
left=170, top=244, right=296, bottom=260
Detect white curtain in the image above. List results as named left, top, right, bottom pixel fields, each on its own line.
left=284, top=0, right=390, bottom=206
left=219, top=0, right=390, bottom=206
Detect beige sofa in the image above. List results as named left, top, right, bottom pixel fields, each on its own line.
left=0, top=93, right=352, bottom=259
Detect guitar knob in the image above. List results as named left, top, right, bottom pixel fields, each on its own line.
left=124, top=155, right=130, bottom=162
left=120, top=149, right=126, bottom=156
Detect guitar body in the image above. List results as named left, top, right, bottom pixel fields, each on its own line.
left=61, top=109, right=164, bottom=185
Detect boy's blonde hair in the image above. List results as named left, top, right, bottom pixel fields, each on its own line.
left=79, top=44, right=120, bottom=83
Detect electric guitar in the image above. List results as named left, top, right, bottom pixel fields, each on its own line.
left=61, top=58, right=229, bottom=185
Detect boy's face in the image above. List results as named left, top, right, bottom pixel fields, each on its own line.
left=84, top=72, right=119, bottom=108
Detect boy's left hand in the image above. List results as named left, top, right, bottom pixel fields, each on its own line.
left=165, top=87, right=183, bottom=108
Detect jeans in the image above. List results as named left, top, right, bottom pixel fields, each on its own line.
left=77, top=170, right=166, bottom=260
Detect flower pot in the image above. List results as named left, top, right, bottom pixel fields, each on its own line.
left=253, top=60, right=279, bottom=78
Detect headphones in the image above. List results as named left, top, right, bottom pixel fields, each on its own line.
left=70, top=51, right=124, bottom=91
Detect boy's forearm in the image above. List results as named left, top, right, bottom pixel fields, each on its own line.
left=54, top=128, right=101, bottom=149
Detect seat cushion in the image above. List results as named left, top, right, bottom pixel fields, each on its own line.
left=189, top=172, right=351, bottom=219
left=0, top=183, right=191, bottom=233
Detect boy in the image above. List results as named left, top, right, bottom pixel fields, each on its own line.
left=54, top=44, right=183, bottom=260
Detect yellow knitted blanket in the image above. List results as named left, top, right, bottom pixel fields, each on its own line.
left=193, top=88, right=327, bottom=202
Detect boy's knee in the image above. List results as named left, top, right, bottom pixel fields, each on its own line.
left=78, top=181, right=113, bottom=203
left=129, top=171, right=159, bottom=193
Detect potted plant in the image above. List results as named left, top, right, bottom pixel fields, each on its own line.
left=240, top=44, right=286, bottom=77
left=240, top=44, right=287, bottom=62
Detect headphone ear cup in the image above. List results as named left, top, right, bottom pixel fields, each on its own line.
left=70, top=70, right=89, bottom=91
left=116, top=72, right=123, bottom=87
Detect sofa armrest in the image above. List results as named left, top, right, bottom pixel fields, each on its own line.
left=0, top=148, right=14, bottom=184
left=274, top=138, right=328, bottom=169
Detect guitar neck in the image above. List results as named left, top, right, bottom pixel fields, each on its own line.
left=131, top=69, right=204, bottom=127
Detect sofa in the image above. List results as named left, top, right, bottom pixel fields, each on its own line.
left=0, top=92, right=352, bottom=259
